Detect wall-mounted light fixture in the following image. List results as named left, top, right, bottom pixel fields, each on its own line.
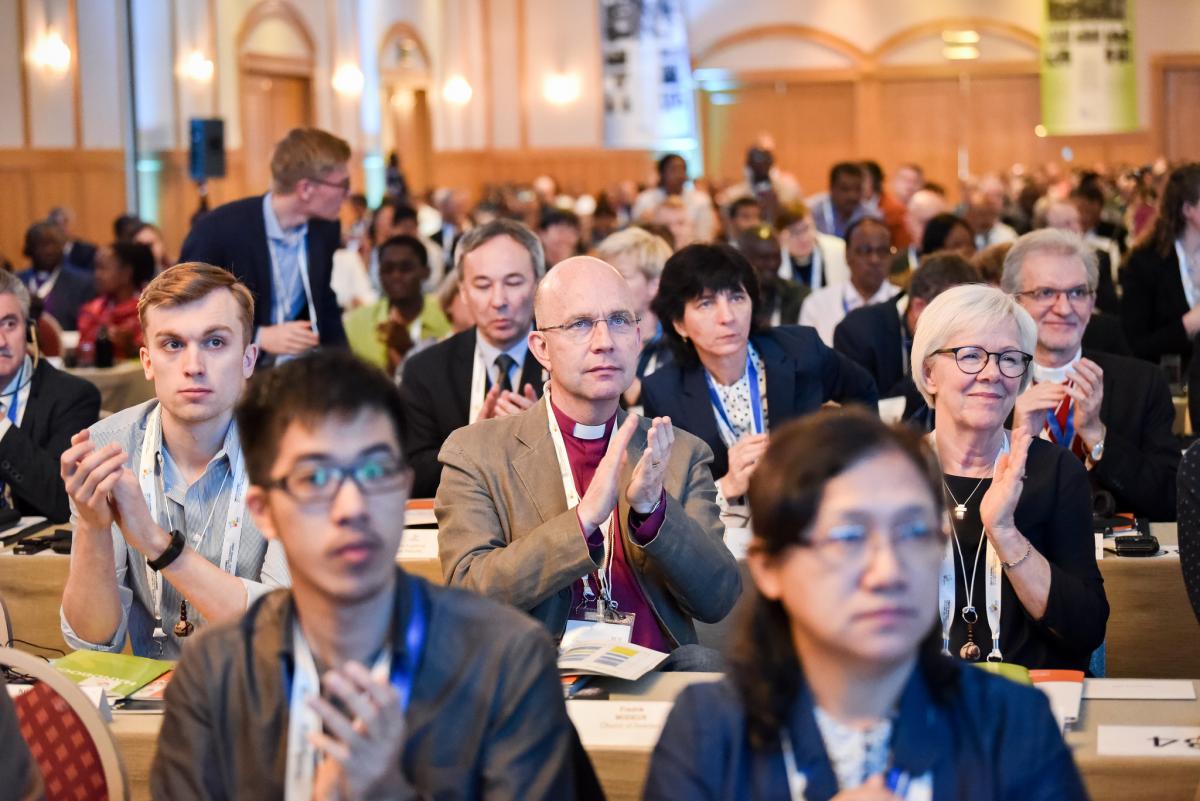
left=30, top=32, right=71, bottom=74
left=942, top=29, right=980, bottom=61
left=332, top=64, right=365, bottom=96
left=542, top=72, right=580, bottom=105
left=179, top=51, right=214, bottom=82
left=442, top=75, right=472, bottom=105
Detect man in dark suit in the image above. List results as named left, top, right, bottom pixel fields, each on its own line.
left=180, top=128, right=349, bottom=359
left=0, top=271, right=100, bottom=521
left=834, top=251, right=979, bottom=419
left=738, top=225, right=808, bottom=326
left=399, top=220, right=547, bottom=497
left=16, top=221, right=95, bottom=332
left=47, top=206, right=97, bottom=270
left=1007, top=229, right=1179, bottom=521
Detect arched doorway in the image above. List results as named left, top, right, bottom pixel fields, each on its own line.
left=237, top=1, right=316, bottom=193
left=379, top=23, right=433, bottom=197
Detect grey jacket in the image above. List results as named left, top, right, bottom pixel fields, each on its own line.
left=435, top=399, right=741, bottom=647
left=151, top=571, right=580, bottom=800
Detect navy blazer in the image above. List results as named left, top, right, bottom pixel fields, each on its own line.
left=1120, top=244, right=1191, bottom=367
left=18, top=265, right=95, bottom=332
left=644, top=664, right=1087, bottom=801
left=180, top=195, right=346, bottom=347
left=640, top=326, right=879, bottom=479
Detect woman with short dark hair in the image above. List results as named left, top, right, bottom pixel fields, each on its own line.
left=641, top=243, right=877, bottom=503
left=643, top=409, right=1087, bottom=800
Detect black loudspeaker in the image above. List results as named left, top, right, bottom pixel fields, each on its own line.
left=189, top=118, right=226, bottom=180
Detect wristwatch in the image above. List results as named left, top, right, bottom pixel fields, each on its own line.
left=1086, top=431, right=1106, bottom=467
left=147, top=528, right=186, bottom=571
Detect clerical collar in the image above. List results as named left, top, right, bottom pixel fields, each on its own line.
left=1033, top=348, right=1082, bottom=384
left=549, top=398, right=614, bottom=440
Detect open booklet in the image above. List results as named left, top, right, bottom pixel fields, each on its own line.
left=557, top=642, right=669, bottom=681
left=52, top=650, right=174, bottom=698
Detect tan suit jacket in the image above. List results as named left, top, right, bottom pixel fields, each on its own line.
left=435, top=399, right=741, bottom=647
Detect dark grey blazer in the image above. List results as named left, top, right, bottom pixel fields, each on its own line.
left=151, top=570, right=583, bottom=800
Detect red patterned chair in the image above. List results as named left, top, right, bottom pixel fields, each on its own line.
left=0, top=647, right=128, bottom=801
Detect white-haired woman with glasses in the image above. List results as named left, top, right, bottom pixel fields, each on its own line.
left=912, top=283, right=1108, bottom=671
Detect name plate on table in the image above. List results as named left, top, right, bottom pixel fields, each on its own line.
left=396, top=529, right=439, bottom=561
left=566, top=700, right=673, bottom=748
left=1084, top=679, right=1197, bottom=700
left=1098, top=726, right=1200, bottom=757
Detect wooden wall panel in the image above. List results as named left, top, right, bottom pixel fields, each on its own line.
left=1163, top=67, right=1200, bottom=163
left=701, top=82, right=857, bottom=197
left=0, top=149, right=125, bottom=268
left=875, top=77, right=963, bottom=197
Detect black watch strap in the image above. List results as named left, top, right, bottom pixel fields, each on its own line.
left=147, top=528, right=186, bottom=571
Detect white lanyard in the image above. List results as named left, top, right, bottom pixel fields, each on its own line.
left=811, top=246, right=824, bottom=289
left=272, top=234, right=319, bottom=335
left=544, top=390, right=619, bottom=609
left=138, top=405, right=249, bottom=636
left=780, top=729, right=809, bottom=800
left=32, top=269, right=60, bottom=299
left=929, top=430, right=1007, bottom=663
left=284, top=623, right=390, bottom=801
left=1176, top=239, right=1198, bottom=308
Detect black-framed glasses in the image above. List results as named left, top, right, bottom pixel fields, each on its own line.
left=539, top=312, right=641, bottom=342
left=266, top=453, right=409, bottom=503
left=1013, top=285, right=1095, bottom=307
left=932, top=346, right=1032, bottom=378
left=307, top=176, right=352, bottom=193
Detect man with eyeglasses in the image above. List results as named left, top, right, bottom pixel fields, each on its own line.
left=60, top=264, right=289, bottom=659
left=182, top=128, right=350, bottom=361
left=800, top=216, right=900, bottom=346
left=152, top=350, right=586, bottom=800
left=1005, top=229, right=1179, bottom=521
left=435, top=256, right=740, bottom=667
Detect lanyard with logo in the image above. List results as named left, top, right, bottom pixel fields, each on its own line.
left=270, top=229, right=319, bottom=335
left=4, top=357, right=27, bottom=425
left=284, top=581, right=427, bottom=801
left=544, top=390, right=622, bottom=611
left=929, top=430, right=1007, bottom=663
left=705, top=351, right=763, bottom=447
left=137, top=405, right=249, bottom=639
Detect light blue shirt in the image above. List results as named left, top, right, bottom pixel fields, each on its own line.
left=262, top=192, right=308, bottom=325
left=477, top=332, right=531, bottom=391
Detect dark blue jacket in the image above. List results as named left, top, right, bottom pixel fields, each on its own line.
left=643, top=664, right=1087, bottom=801
left=180, top=194, right=346, bottom=347
left=640, top=325, right=878, bottom=479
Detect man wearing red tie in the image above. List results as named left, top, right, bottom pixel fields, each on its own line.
left=1006, top=229, right=1179, bottom=520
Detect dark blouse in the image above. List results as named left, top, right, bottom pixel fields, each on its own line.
left=643, top=664, right=1087, bottom=801
left=1176, top=441, right=1200, bottom=624
left=943, top=438, right=1108, bottom=672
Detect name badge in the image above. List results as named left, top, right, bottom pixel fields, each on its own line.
left=562, top=607, right=635, bottom=650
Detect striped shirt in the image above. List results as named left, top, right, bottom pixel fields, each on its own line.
left=59, top=399, right=290, bottom=659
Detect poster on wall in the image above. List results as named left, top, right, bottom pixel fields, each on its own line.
left=1041, top=0, right=1137, bottom=135
left=600, top=0, right=697, bottom=149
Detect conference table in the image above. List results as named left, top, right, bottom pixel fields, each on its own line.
left=105, top=673, right=1200, bottom=801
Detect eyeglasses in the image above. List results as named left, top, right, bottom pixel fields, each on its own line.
left=539, top=312, right=641, bottom=342
left=1013, top=285, right=1095, bottom=307
left=307, top=176, right=352, bottom=193
left=932, top=346, right=1033, bottom=378
left=800, top=519, right=944, bottom=566
left=266, top=453, right=409, bottom=503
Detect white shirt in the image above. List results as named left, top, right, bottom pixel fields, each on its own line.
left=330, top=249, right=378, bottom=310
left=778, top=234, right=849, bottom=288
left=799, top=281, right=901, bottom=346
left=476, top=334, right=530, bottom=393
left=975, top=221, right=1018, bottom=251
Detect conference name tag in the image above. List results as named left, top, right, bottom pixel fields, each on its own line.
left=562, top=613, right=633, bottom=651
left=1097, top=725, right=1200, bottom=757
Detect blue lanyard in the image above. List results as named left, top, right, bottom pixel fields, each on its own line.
left=1045, top=400, right=1075, bottom=447
left=705, top=352, right=763, bottom=439
left=6, top=359, right=24, bottom=425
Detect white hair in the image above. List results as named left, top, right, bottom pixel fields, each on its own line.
left=1000, top=228, right=1099, bottom=294
left=910, top=284, right=1038, bottom=407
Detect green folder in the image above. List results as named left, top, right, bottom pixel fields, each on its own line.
left=52, top=650, right=175, bottom=698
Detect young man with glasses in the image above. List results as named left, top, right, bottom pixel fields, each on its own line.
left=435, top=256, right=740, bottom=667
left=182, top=128, right=350, bottom=360
left=1006, top=229, right=1180, bottom=520
left=800, top=217, right=900, bottom=346
left=152, top=350, right=583, bottom=800
left=60, top=263, right=289, bottom=658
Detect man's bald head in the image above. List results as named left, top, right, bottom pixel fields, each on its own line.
left=534, top=256, right=634, bottom=326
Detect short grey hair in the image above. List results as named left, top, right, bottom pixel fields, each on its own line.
left=594, top=228, right=672, bottom=282
left=0, top=272, right=31, bottom=321
left=1000, top=228, right=1099, bottom=295
left=453, top=218, right=546, bottom=279
left=910, top=283, right=1038, bottom=407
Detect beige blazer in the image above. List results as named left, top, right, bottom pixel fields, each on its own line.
left=435, top=399, right=741, bottom=647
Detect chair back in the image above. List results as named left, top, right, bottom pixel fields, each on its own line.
left=0, top=647, right=128, bottom=801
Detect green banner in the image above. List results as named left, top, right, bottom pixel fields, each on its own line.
left=1041, top=0, right=1138, bottom=135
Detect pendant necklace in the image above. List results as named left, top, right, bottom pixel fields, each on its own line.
left=943, top=475, right=987, bottom=521
left=944, top=482, right=989, bottom=661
